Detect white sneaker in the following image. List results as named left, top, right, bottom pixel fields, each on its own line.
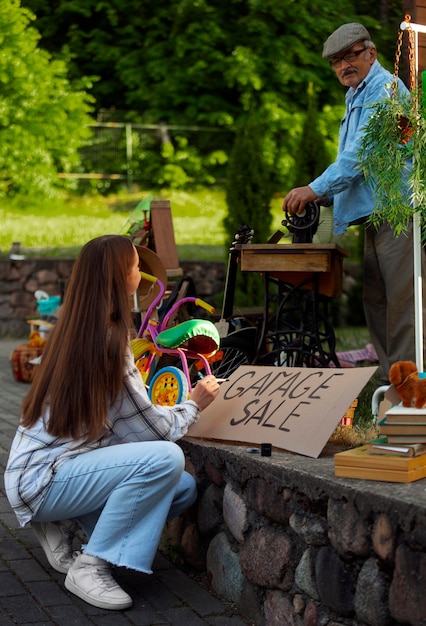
left=32, top=519, right=78, bottom=574
left=65, top=553, right=132, bottom=610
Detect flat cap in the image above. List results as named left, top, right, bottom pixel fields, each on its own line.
left=322, top=23, right=371, bottom=59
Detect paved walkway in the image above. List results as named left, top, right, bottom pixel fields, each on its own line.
left=0, top=338, right=251, bottom=626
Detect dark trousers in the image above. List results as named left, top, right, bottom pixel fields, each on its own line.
left=363, top=220, right=426, bottom=384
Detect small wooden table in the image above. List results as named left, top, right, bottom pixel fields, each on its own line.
left=238, top=243, right=349, bottom=367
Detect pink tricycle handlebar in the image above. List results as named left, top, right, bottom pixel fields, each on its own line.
left=136, top=271, right=215, bottom=339
left=161, top=297, right=215, bottom=329
left=137, top=272, right=166, bottom=338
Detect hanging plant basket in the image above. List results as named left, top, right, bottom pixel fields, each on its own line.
left=359, top=91, right=426, bottom=235
left=397, top=114, right=414, bottom=145
left=358, top=17, right=426, bottom=236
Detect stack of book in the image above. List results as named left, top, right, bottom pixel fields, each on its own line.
left=377, top=406, right=426, bottom=444
left=334, top=405, right=426, bottom=483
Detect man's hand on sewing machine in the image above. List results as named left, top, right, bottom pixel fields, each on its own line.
left=282, top=186, right=318, bottom=216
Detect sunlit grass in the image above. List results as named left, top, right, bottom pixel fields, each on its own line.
left=0, top=185, right=358, bottom=263
left=335, top=326, right=371, bottom=353
left=0, top=193, right=125, bottom=251
left=0, top=187, right=285, bottom=257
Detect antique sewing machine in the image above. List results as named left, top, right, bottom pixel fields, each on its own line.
left=237, top=202, right=348, bottom=367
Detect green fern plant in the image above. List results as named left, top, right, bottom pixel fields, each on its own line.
left=359, top=88, right=426, bottom=236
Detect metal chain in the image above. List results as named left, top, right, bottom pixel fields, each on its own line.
left=408, top=24, right=416, bottom=92
left=393, top=27, right=404, bottom=94
left=392, top=14, right=416, bottom=97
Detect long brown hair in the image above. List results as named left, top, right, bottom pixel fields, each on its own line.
left=21, top=235, right=135, bottom=439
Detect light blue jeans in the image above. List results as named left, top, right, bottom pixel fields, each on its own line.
left=33, top=440, right=197, bottom=573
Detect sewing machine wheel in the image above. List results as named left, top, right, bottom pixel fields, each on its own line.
left=282, top=201, right=320, bottom=244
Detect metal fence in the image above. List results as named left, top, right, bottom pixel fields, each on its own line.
left=60, top=122, right=233, bottom=190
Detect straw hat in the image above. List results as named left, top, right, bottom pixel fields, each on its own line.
left=134, top=246, right=168, bottom=310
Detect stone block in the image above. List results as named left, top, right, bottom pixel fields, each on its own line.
left=238, top=579, right=263, bottom=625
left=0, top=280, right=22, bottom=294
left=223, top=483, right=248, bottom=544
left=240, top=526, right=294, bottom=590
left=389, top=544, right=426, bottom=624
left=181, top=523, right=206, bottom=571
left=294, top=547, right=319, bottom=600
left=34, top=269, right=59, bottom=285
left=15, top=262, right=36, bottom=279
left=303, top=601, right=319, bottom=626
left=328, top=497, right=369, bottom=558
left=161, top=516, right=184, bottom=549
left=206, top=532, right=245, bottom=603
left=197, top=483, right=223, bottom=536
left=10, top=291, right=34, bottom=307
left=289, top=511, right=328, bottom=546
left=57, top=260, right=74, bottom=277
left=246, top=477, right=291, bottom=524
left=205, top=457, right=225, bottom=486
left=263, top=590, right=303, bottom=626
left=354, top=557, right=390, bottom=626
left=0, top=302, right=14, bottom=317
left=315, top=546, right=355, bottom=616
left=372, top=513, right=395, bottom=562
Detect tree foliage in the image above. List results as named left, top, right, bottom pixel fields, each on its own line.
left=0, top=0, right=94, bottom=196
left=10, top=0, right=407, bottom=205
left=22, top=0, right=405, bottom=118
left=20, top=0, right=405, bottom=192
left=23, top=0, right=365, bottom=120
left=291, top=84, right=333, bottom=188
left=224, top=111, right=276, bottom=304
left=225, top=114, right=275, bottom=242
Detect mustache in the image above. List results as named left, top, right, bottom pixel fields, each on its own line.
left=341, top=68, right=356, bottom=78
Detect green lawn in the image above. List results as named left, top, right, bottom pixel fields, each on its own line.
left=0, top=188, right=286, bottom=259
left=0, top=186, right=361, bottom=262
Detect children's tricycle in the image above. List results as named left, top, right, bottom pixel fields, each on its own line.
left=131, top=271, right=220, bottom=406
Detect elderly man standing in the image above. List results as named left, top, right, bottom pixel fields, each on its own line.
left=282, top=22, right=425, bottom=385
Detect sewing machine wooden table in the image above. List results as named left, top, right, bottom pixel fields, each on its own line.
left=238, top=243, right=349, bottom=367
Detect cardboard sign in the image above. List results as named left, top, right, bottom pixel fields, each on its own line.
left=187, top=365, right=377, bottom=458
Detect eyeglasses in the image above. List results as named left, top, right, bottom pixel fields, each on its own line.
left=330, top=47, right=368, bottom=69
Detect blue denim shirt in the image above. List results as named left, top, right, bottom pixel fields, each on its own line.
left=310, top=60, right=409, bottom=234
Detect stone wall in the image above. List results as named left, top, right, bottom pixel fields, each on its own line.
left=0, top=258, right=225, bottom=338
left=0, top=254, right=362, bottom=338
left=161, top=439, right=426, bottom=626
left=0, top=258, right=74, bottom=337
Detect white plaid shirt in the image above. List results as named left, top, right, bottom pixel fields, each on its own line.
left=5, top=348, right=199, bottom=526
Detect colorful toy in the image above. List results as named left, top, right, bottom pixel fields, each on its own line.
left=389, top=360, right=426, bottom=408
left=131, top=271, right=220, bottom=406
